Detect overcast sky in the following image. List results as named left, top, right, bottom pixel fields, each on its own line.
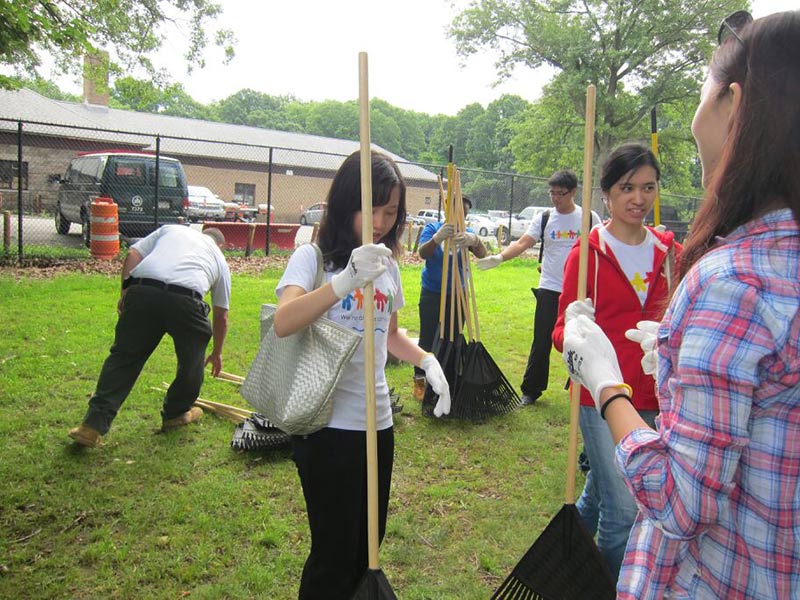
left=49, top=0, right=797, bottom=116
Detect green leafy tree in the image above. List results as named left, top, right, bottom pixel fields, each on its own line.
left=304, top=100, right=359, bottom=141
left=467, top=94, right=531, bottom=171
left=0, top=0, right=235, bottom=88
left=450, top=0, right=748, bottom=178
left=1, top=75, right=81, bottom=101
left=111, top=76, right=213, bottom=120
left=213, top=89, right=300, bottom=131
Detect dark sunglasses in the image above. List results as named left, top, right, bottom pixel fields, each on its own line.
left=717, top=10, right=753, bottom=46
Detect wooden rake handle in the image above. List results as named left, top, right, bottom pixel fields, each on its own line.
left=358, top=51, right=382, bottom=572
left=215, top=370, right=245, bottom=384
left=566, top=84, right=596, bottom=504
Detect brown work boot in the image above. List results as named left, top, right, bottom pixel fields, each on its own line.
left=68, top=423, right=102, bottom=448
left=161, top=406, right=203, bottom=432
left=412, top=376, right=426, bottom=401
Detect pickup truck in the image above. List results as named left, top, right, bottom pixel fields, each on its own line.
left=495, top=205, right=549, bottom=244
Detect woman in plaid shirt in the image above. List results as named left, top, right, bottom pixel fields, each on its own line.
left=562, top=10, right=800, bottom=599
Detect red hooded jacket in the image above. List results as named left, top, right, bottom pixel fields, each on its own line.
left=552, top=226, right=681, bottom=411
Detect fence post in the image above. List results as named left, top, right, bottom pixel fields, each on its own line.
left=17, top=121, right=23, bottom=261
left=509, top=173, right=515, bottom=215
left=3, top=210, right=10, bottom=254
left=265, top=147, right=273, bottom=255
left=154, top=135, right=161, bottom=231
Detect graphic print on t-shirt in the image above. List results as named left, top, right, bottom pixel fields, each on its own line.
left=339, top=285, right=394, bottom=333
left=550, top=228, right=580, bottom=241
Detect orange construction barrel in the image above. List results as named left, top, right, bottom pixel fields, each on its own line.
left=90, top=196, right=120, bottom=259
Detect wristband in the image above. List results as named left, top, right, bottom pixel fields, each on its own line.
left=600, top=392, right=633, bottom=420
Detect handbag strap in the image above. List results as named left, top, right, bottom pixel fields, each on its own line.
left=311, top=243, right=325, bottom=290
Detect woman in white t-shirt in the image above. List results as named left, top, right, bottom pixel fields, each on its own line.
left=273, top=150, right=450, bottom=600
left=553, top=143, right=681, bottom=580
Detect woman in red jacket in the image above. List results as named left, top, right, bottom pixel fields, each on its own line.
left=552, top=142, right=681, bottom=579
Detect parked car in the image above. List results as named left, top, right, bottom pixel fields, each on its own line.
left=466, top=214, right=498, bottom=237
left=185, top=185, right=225, bottom=222
left=416, top=209, right=445, bottom=225
left=406, top=214, right=426, bottom=227
left=497, top=206, right=549, bottom=244
left=55, top=151, right=188, bottom=245
left=300, top=202, right=327, bottom=225
left=487, top=209, right=510, bottom=222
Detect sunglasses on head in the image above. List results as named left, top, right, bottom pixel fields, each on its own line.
left=717, top=10, right=753, bottom=46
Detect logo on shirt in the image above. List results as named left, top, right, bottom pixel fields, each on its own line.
left=340, top=285, right=394, bottom=333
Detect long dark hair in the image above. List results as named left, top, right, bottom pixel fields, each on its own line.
left=317, top=150, right=407, bottom=270
left=681, top=11, right=800, bottom=277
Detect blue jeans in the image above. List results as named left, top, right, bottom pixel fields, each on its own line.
left=577, top=405, right=657, bottom=580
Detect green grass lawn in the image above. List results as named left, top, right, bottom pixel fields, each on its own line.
left=0, top=257, right=583, bottom=599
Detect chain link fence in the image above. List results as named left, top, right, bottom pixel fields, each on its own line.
left=1, top=117, right=699, bottom=261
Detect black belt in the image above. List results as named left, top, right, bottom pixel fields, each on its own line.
left=123, top=277, right=203, bottom=301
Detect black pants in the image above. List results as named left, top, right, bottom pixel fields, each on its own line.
left=292, top=427, right=394, bottom=600
left=82, top=285, right=212, bottom=434
left=415, top=287, right=461, bottom=377
left=520, top=287, right=560, bottom=398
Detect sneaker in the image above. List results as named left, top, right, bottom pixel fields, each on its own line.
left=68, top=423, right=102, bottom=448
left=519, top=394, right=539, bottom=406
left=412, top=376, right=426, bottom=401
left=161, top=406, right=203, bottom=431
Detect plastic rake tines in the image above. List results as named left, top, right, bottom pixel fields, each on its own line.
left=490, top=505, right=615, bottom=600
left=231, top=413, right=291, bottom=451
left=451, top=340, right=520, bottom=422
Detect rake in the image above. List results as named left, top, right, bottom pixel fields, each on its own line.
left=448, top=169, right=520, bottom=421
left=214, top=370, right=245, bottom=384
left=349, top=51, right=397, bottom=600
left=421, top=157, right=465, bottom=417
left=491, top=84, right=615, bottom=600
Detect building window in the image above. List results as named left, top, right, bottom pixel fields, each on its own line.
left=234, top=183, right=256, bottom=206
left=0, top=160, right=28, bottom=190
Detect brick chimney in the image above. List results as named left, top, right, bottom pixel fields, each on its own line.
left=83, top=51, right=109, bottom=107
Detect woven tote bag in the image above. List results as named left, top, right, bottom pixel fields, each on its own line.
left=241, top=244, right=362, bottom=435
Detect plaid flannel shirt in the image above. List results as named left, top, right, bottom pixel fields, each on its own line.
left=616, top=209, right=800, bottom=599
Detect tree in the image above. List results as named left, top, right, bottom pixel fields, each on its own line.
left=111, top=76, right=213, bottom=120
left=467, top=94, right=531, bottom=171
left=213, top=89, right=300, bottom=131
left=450, top=0, right=747, bottom=173
left=0, top=0, right=235, bottom=88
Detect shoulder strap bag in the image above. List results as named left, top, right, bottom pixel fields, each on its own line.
left=240, top=244, right=362, bottom=435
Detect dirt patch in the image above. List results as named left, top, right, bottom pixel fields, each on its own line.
left=0, top=251, right=425, bottom=279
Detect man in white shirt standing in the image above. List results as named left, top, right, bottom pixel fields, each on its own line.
left=477, top=170, right=599, bottom=405
left=69, top=225, right=231, bottom=447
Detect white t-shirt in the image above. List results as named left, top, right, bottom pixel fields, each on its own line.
left=276, top=244, right=403, bottom=431
left=598, top=227, right=656, bottom=306
left=525, top=206, right=601, bottom=293
left=130, top=225, right=231, bottom=309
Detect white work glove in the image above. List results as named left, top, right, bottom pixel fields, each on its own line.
left=420, top=353, right=450, bottom=417
left=563, top=315, right=630, bottom=410
left=625, top=320, right=660, bottom=377
left=454, top=231, right=478, bottom=249
left=476, top=254, right=504, bottom=271
left=432, top=223, right=455, bottom=245
left=330, top=243, right=392, bottom=299
left=565, top=298, right=595, bottom=323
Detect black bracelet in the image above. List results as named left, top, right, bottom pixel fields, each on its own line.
left=600, top=392, right=633, bottom=420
